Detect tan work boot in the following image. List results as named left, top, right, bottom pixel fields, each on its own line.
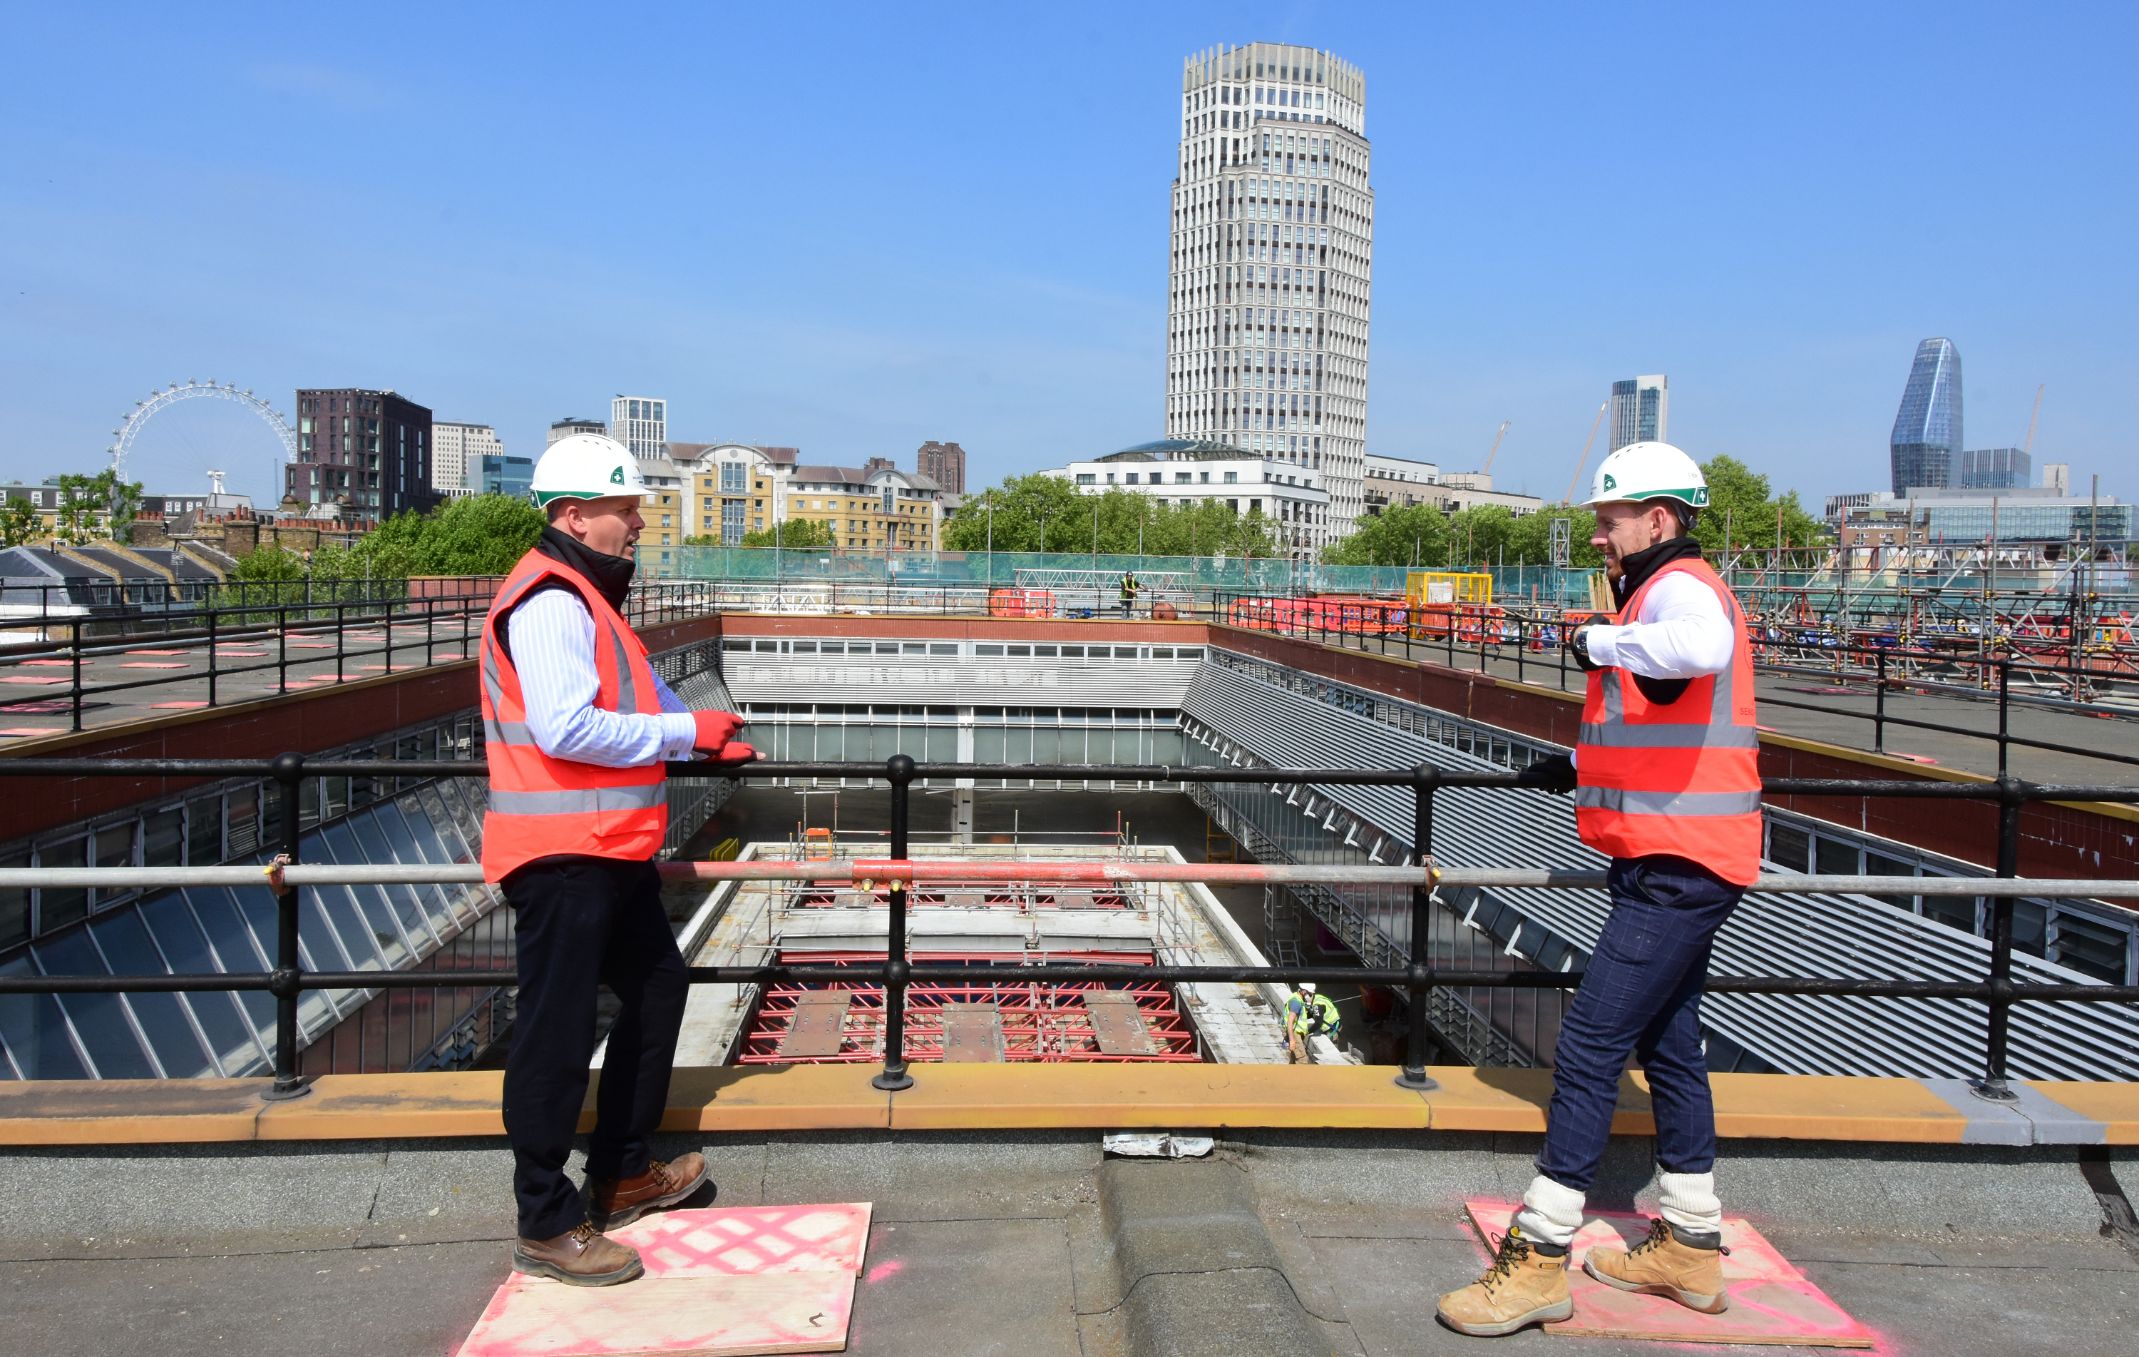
left=512, top=1221, right=644, bottom=1286
left=1437, top=1227, right=1574, bottom=1337
left=590, top=1151, right=714, bottom=1230
left=1583, top=1216, right=1731, bottom=1314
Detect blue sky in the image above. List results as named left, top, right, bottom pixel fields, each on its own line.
left=1, top=2, right=2132, bottom=510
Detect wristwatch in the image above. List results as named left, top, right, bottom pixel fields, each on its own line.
left=1570, top=625, right=1599, bottom=671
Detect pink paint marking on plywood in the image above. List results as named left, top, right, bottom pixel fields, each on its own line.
left=454, top=1203, right=871, bottom=1357
left=150, top=701, right=211, bottom=710
left=1463, top=1199, right=1877, bottom=1349
left=0, top=676, right=65, bottom=685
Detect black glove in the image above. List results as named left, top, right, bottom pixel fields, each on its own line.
left=1518, top=753, right=1576, bottom=794
left=1568, top=624, right=1601, bottom=671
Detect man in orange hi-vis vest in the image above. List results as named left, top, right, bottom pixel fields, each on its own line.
left=481, top=433, right=757, bottom=1287
left=1440, top=443, right=1761, bottom=1338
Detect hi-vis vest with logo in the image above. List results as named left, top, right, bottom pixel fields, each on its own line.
left=478, top=551, right=668, bottom=882
left=1574, top=557, right=1763, bottom=886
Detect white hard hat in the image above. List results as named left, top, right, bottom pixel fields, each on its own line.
left=530, top=434, right=651, bottom=507
left=1583, top=441, right=1709, bottom=510
left=1298, top=982, right=1317, bottom=994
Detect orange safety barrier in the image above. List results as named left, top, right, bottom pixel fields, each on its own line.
left=987, top=587, right=1055, bottom=619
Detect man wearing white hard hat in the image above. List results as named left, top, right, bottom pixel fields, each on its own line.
left=1439, top=442, right=1761, bottom=1336
left=478, top=433, right=756, bottom=1286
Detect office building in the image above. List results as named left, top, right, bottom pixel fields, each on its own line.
left=1888, top=338, right=1962, bottom=494
left=2043, top=463, right=2071, bottom=495
left=1959, top=447, right=2030, bottom=491
left=1609, top=374, right=1669, bottom=452
left=290, top=388, right=437, bottom=520
left=1054, top=438, right=1330, bottom=557
left=431, top=421, right=502, bottom=498
left=916, top=441, right=968, bottom=496
left=610, top=396, right=667, bottom=459
left=477, top=453, right=533, bottom=501
left=1362, top=453, right=1441, bottom=514
left=548, top=417, right=606, bottom=446
left=1166, top=42, right=1372, bottom=530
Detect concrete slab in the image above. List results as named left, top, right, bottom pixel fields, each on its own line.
left=849, top=1217, right=1083, bottom=1357
left=756, top=1131, right=1099, bottom=1224
left=6, top=1240, right=504, bottom=1357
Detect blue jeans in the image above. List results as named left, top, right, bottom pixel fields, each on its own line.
left=1536, top=854, right=1742, bottom=1193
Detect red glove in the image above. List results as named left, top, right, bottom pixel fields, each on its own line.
left=691, top=710, right=745, bottom=755
left=704, top=741, right=758, bottom=766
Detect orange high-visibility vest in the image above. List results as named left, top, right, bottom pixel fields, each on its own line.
left=1574, top=556, right=1763, bottom=886
left=478, top=549, right=668, bottom=883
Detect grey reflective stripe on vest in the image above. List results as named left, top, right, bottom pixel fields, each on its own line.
left=608, top=624, right=653, bottom=715
left=1574, top=787, right=1763, bottom=816
left=488, top=783, right=667, bottom=816
left=484, top=718, right=534, bottom=746
left=1577, top=721, right=1759, bottom=750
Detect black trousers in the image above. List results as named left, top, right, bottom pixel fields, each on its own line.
left=502, top=855, right=688, bottom=1240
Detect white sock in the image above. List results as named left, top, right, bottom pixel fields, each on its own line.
left=1657, top=1171, right=1722, bottom=1237
left=1511, top=1174, right=1585, bottom=1250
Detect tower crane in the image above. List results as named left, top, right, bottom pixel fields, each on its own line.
left=1563, top=402, right=1607, bottom=504
left=2022, top=383, right=2044, bottom=458
left=1480, top=420, right=1511, bottom=475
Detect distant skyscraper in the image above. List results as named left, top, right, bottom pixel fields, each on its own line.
left=432, top=421, right=503, bottom=497
left=548, top=416, right=606, bottom=446
left=610, top=395, right=667, bottom=459
left=1166, top=42, right=1372, bottom=529
left=290, top=388, right=436, bottom=520
left=1889, top=338, right=1962, bottom=495
left=1958, top=447, right=2029, bottom=490
left=915, top=440, right=967, bottom=495
left=2043, top=462, right=2070, bottom=495
left=1609, top=375, right=1669, bottom=452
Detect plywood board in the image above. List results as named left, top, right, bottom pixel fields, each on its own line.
left=458, top=1273, right=852, bottom=1357
left=1083, top=993, right=1159, bottom=1057
left=1463, top=1199, right=1874, bottom=1348
left=778, top=994, right=853, bottom=1059
left=456, top=1203, right=872, bottom=1357
left=940, top=1003, right=1005, bottom=1063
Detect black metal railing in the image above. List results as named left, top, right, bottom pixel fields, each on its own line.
left=2, top=755, right=2136, bottom=1104
left=0, top=580, right=726, bottom=732
left=1213, top=592, right=2139, bottom=776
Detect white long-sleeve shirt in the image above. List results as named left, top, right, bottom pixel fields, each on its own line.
left=1585, top=571, right=1734, bottom=679
left=502, top=588, right=700, bottom=767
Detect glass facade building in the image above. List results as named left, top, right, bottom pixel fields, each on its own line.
left=1609, top=374, right=1669, bottom=452
left=479, top=453, right=534, bottom=500
left=1889, top=338, right=1962, bottom=494
left=1958, top=446, right=2030, bottom=490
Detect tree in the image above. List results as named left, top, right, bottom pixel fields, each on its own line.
left=51, top=470, right=143, bottom=543
left=1690, top=455, right=1827, bottom=559
left=1320, top=504, right=1450, bottom=567
left=944, top=473, right=1283, bottom=558
left=0, top=495, right=40, bottom=547
left=224, top=493, right=542, bottom=596
left=738, top=518, right=836, bottom=550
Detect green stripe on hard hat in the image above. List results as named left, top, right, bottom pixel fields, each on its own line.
left=1630, top=485, right=1709, bottom=507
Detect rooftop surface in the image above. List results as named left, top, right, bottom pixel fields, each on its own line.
left=8, top=1113, right=2136, bottom=1357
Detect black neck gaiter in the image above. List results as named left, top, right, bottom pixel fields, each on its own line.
left=535, top=525, right=635, bottom=612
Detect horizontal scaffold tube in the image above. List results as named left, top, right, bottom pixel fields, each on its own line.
left=0, top=861, right=2133, bottom=899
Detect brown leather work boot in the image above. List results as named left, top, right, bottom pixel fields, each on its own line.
left=1436, top=1226, right=1573, bottom=1337
left=589, top=1151, right=714, bottom=1230
left=1583, top=1216, right=1731, bottom=1314
left=512, top=1221, right=644, bottom=1286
